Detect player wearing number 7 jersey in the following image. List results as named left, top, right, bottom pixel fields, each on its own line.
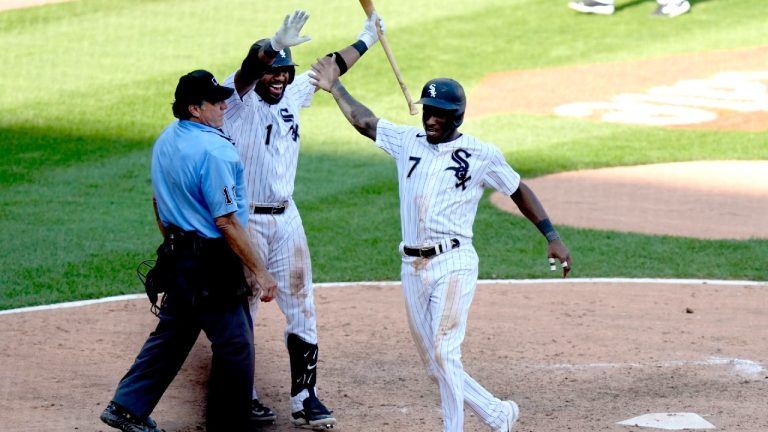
left=221, top=10, right=385, bottom=430
left=310, top=55, right=572, bottom=432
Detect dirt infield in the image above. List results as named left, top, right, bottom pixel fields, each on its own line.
left=1, top=281, right=767, bottom=432
left=491, top=160, right=768, bottom=240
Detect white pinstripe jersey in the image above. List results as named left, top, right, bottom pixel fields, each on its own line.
left=222, top=71, right=316, bottom=204
left=376, top=119, right=521, bottom=246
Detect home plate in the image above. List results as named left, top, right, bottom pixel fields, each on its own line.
left=617, top=413, right=716, bottom=430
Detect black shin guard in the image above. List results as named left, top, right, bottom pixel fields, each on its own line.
left=287, top=334, right=319, bottom=397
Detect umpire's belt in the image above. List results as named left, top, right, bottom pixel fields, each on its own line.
left=251, top=202, right=287, bottom=215
left=163, top=225, right=226, bottom=257
left=402, top=238, right=460, bottom=258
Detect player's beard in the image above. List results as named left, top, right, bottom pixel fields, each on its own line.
left=255, top=80, right=285, bottom=105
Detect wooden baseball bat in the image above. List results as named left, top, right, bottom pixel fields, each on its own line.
left=358, top=0, right=419, bottom=115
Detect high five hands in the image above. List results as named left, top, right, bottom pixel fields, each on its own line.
left=271, top=10, right=312, bottom=51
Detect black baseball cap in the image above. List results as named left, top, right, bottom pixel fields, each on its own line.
left=174, top=69, right=234, bottom=104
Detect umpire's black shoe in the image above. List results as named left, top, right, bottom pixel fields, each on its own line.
left=100, top=402, right=164, bottom=432
left=250, top=398, right=277, bottom=424
left=290, top=395, right=337, bottom=429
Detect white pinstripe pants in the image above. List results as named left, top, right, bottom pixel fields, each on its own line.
left=400, top=245, right=508, bottom=432
left=247, top=203, right=317, bottom=345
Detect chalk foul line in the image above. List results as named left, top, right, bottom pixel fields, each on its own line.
left=1, top=278, right=765, bottom=316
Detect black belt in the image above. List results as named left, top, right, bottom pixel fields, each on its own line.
left=162, top=225, right=227, bottom=257
left=403, top=239, right=460, bottom=258
left=252, top=204, right=286, bottom=215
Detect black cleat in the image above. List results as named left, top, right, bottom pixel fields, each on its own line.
left=250, top=398, right=277, bottom=424
left=100, top=402, right=163, bottom=432
left=290, top=395, right=336, bottom=429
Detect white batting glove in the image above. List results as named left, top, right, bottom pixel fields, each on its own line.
left=271, top=10, right=312, bottom=51
left=357, top=11, right=384, bottom=49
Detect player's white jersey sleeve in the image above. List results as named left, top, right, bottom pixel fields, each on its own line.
left=374, top=118, right=405, bottom=160
left=482, top=146, right=521, bottom=196
left=284, top=71, right=316, bottom=108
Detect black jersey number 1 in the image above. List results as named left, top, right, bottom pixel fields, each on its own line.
left=264, top=124, right=273, bottom=145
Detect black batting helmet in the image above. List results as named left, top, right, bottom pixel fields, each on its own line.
left=416, top=78, right=466, bottom=128
left=254, top=38, right=297, bottom=84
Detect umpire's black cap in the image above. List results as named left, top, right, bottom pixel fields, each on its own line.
left=174, top=70, right=234, bottom=104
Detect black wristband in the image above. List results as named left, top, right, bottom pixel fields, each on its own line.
left=351, top=39, right=368, bottom=56
left=535, top=218, right=561, bottom=242
left=326, top=52, right=349, bottom=76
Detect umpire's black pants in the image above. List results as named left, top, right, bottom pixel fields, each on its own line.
left=112, top=288, right=254, bottom=431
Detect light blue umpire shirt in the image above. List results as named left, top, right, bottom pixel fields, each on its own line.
left=151, top=120, right=248, bottom=238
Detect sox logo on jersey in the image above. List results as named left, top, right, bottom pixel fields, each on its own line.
left=445, top=149, right=472, bottom=190
left=279, top=108, right=300, bottom=141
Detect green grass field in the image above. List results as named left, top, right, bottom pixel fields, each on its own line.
left=1, top=0, right=766, bottom=310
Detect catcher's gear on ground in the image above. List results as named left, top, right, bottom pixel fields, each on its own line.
left=136, top=259, right=162, bottom=317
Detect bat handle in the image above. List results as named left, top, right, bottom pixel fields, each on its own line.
left=360, top=0, right=419, bottom=115
left=360, top=1, right=375, bottom=17
left=378, top=35, right=419, bottom=115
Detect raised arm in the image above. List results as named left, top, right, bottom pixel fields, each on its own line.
left=234, top=10, right=312, bottom=97
left=510, top=182, right=572, bottom=277
left=310, top=55, right=379, bottom=140
left=321, top=12, right=384, bottom=84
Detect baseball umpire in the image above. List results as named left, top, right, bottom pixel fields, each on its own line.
left=99, top=13, right=311, bottom=432
left=310, top=57, right=572, bottom=432
left=219, top=10, right=384, bottom=429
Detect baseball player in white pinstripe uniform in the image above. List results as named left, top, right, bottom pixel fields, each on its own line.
left=310, top=56, right=572, bottom=432
left=221, top=10, right=384, bottom=429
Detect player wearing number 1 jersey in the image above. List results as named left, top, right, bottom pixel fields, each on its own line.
left=221, top=11, right=384, bottom=429
left=310, top=56, right=572, bottom=432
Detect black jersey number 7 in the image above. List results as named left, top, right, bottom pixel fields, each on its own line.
left=407, top=156, right=421, bottom=178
